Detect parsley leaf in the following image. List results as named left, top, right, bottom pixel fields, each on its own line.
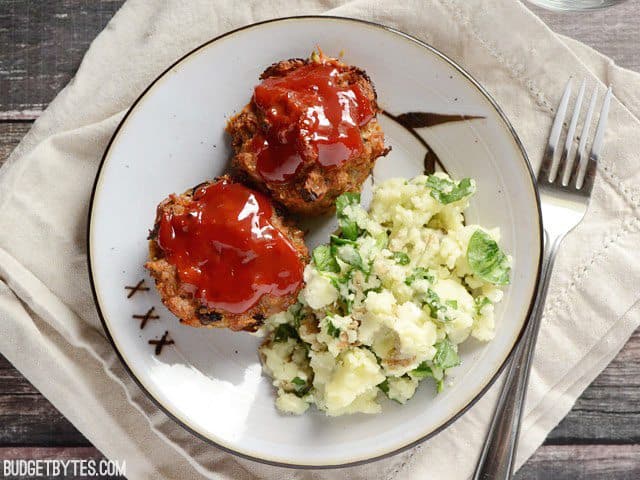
left=364, top=285, right=383, bottom=295
left=274, top=324, right=299, bottom=343
left=425, top=175, right=475, bottom=204
left=336, top=192, right=360, bottom=214
left=474, top=296, right=491, bottom=315
left=432, top=339, right=461, bottom=370
left=423, top=288, right=447, bottom=320
left=445, top=300, right=458, bottom=309
left=411, top=361, right=436, bottom=380
left=335, top=192, right=361, bottom=240
left=405, top=267, right=435, bottom=286
left=326, top=320, right=341, bottom=338
left=375, top=231, right=389, bottom=249
left=378, top=379, right=390, bottom=395
left=312, top=244, right=340, bottom=273
left=392, top=251, right=410, bottom=265
left=330, top=235, right=357, bottom=246
left=334, top=244, right=368, bottom=273
left=343, top=296, right=354, bottom=315
left=291, top=303, right=304, bottom=328
left=291, top=377, right=311, bottom=398
left=466, top=230, right=510, bottom=285
left=411, top=362, right=445, bottom=393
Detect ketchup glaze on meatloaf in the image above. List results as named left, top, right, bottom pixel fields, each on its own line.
left=228, top=51, right=388, bottom=215
left=145, top=176, right=307, bottom=331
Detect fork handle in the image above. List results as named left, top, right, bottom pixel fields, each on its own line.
left=472, top=233, right=561, bottom=480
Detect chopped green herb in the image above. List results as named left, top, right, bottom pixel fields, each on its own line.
left=375, top=231, right=389, bottom=249
left=335, top=244, right=368, bottom=273
left=343, top=298, right=353, bottom=315
left=291, top=303, right=304, bottom=328
left=378, top=379, right=390, bottom=394
left=432, top=339, right=461, bottom=370
left=336, top=192, right=360, bottom=214
left=343, top=297, right=353, bottom=315
left=326, top=320, right=341, bottom=338
left=326, top=269, right=353, bottom=304
left=445, top=300, right=458, bottom=309
left=327, top=275, right=342, bottom=292
left=291, top=377, right=306, bottom=386
left=312, top=244, right=340, bottom=273
left=274, top=324, right=299, bottom=343
left=364, top=285, right=383, bottom=295
left=474, top=296, right=491, bottom=315
left=340, top=221, right=360, bottom=242
left=335, top=192, right=361, bottom=240
left=330, top=235, right=357, bottom=246
left=405, top=267, right=435, bottom=286
left=291, top=376, right=311, bottom=397
left=392, top=251, right=410, bottom=265
left=425, top=175, right=476, bottom=204
left=423, top=288, right=447, bottom=320
left=335, top=281, right=355, bottom=316
left=467, top=230, right=510, bottom=285
left=411, top=361, right=436, bottom=380
left=411, top=362, right=445, bottom=393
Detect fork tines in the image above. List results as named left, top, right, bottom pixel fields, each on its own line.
left=539, top=79, right=612, bottom=193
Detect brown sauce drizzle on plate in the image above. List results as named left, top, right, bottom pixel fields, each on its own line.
left=381, top=110, right=484, bottom=175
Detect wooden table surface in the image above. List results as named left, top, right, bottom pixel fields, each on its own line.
left=1, top=1, right=639, bottom=478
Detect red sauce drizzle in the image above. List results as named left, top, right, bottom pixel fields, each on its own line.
left=251, top=60, right=375, bottom=183
left=157, top=180, right=303, bottom=314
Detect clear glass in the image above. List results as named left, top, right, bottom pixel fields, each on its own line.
left=527, top=0, right=628, bottom=10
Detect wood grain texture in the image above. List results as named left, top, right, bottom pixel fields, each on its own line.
left=546, top=329, right=640, bottom=444
left=0, top=394, right=88, bottom=446
left=0, top=356, right=88, bottom=446
left=0, top=354, right=38, bottom=395
left=0, top=123, right=31, bottom=162
left=0, top=0, right=125, bottom=118
left=516, top=445, right=640, bottom=479
left=0, top=446, right=102, bottom=460
left=1, top=1, right=640, bottom=478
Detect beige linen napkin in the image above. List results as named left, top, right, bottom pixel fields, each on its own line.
left=1, top=0, right=639, bottom=478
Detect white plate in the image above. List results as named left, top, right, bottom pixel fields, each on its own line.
left=89, top=16, right=542, bottom=468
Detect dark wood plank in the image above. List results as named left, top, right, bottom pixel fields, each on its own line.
left=0, top=446, right=101, bottom=459
left=515, top=444, right=640, bottom=480
left=0, top=447, right=123, bottom=479
left=0, top=0, right=125, bottom=118
left=547, top=329, right=640, bottom=444
left=0, top=394, right=89, bottom=446
left=0, top=122, right=31, bottom=163
left=0, top=353, right=39, bottom=395
left=0, top=356, right=88, bottom=446
left=549, top=387, right=640, bottom=444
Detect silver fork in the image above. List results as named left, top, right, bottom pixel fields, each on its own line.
left=472, top=80, right=613, bottom=480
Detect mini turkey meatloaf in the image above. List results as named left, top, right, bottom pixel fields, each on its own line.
left=227, top=51, right=389, bottom=216
left=145, top=176, right=308, bottom=332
